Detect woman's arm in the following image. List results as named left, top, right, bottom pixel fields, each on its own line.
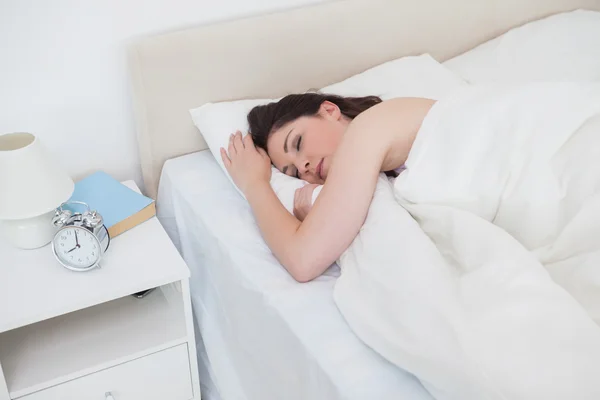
left=223, top=97, right=434, bottom=282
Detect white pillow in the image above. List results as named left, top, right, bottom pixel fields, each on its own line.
left=190, top=54, right=466, bottom=212
left=444, top=10, right=600, bottom=83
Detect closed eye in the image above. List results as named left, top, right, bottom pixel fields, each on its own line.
left=294, top=135, right=302, bottom=178
left=282, top=165, right=299, bottom=179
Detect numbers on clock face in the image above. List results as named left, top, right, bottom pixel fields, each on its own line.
left=53, top=227, right=101, bottom=269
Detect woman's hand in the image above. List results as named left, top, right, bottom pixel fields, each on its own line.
left=220, top=131, right=271, bottom=195
left=293, top=184, right=320, bottom=221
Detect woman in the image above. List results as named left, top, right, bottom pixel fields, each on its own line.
left=220, top=93, right=435, bottom=282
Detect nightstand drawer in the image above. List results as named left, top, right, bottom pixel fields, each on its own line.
left=19, top=344, right=193, bottom=400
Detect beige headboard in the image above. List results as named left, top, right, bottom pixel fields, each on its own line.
left=128, top=0, right=600, bottom=198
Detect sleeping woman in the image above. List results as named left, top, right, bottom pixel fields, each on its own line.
left=220, top=93, right=434, bottom=282
left=221, top=87, right=600, bottom=400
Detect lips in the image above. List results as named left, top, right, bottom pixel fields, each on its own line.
left=316, top=159, right=324, bottom=180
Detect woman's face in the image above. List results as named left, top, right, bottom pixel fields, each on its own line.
left=267, top=101, right=348, bottom=184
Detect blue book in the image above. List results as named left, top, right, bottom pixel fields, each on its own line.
left=66, top=171, right=155, bottom=237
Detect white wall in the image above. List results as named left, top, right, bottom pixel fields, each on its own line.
left=0, top=0, right=328, bottom=188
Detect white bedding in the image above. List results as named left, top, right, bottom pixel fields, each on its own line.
left=334, top=83, right=600, bottom=400
left=156, top=151, right=433, bottom=400
left=443, top=10, right=600, bottom=83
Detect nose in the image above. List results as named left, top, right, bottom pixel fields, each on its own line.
left=295, top=159, right=310, bottom=177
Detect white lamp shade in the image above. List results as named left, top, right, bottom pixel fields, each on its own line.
left=0, top=132, right=74, bottom=220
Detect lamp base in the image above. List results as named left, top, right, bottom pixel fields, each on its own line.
left=0, top=211, right=58, bottom=249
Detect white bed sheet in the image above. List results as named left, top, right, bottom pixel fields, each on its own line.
left=156, top=150, right=432, bottom=400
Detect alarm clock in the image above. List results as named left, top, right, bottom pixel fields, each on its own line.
left=51, top=201, right=110, bottom=272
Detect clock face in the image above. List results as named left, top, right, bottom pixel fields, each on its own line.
left=53, top=226, right=102, bottom=270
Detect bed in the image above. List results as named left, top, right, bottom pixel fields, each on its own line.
left=127, top=1, right=600, bottom=399
left=156, top=150, right=431, bottom=399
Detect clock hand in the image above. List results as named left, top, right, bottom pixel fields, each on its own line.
left=65, top=231, right=80, bottom=253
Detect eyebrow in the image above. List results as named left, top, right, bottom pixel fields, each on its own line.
left=283, top=128, right=294, bottom=153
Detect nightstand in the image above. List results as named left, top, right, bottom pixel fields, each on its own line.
left=0, top=181, right=201, bottom=400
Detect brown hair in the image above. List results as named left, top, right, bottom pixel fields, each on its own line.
left=247, top=92, right=382, bottom=151
left=247, top=92, right=400, bottom=177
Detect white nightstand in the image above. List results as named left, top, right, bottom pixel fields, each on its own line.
left=0, top=181, right=201, bottom=400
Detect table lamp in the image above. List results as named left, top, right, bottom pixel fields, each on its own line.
left=0, top=132, right=74, bottom=249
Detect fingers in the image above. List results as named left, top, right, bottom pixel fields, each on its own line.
left=294, top=187, right=301, bottom=203
left=243, top=133, right=253, bottom=147
left=244, top=133, right=266, bottom=155
left=233, top=130, right=244, bottom=149
left=229, top=131, right=247, bottom=156
left=293, top=188, right=302, bottom=219
left=293, top=186, right=301, bottom=205
left=257, top=147, right=269, bottom=158
left=224, top=131, right=270, bottom=171
left=299, top=183, right=317, bottom=196
left=220, top=147, right=231, bottom=168
left=228, top=134, right=236, bottom=157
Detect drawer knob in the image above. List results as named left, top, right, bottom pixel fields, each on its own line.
left=105, top=392, right=115, bottom=400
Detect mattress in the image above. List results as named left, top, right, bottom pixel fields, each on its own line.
left=156, top=150, right=432, bottom=400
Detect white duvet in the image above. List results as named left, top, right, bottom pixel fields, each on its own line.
left=333, top=83, right=600, bottom=400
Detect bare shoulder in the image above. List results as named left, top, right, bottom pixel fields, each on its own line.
left=346, top=97, right=436, bottom=145
left=344, top=97, right=436, bottom=170
left=353, top=97, right=436, bottom=128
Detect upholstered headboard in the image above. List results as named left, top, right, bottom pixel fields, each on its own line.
left=128, top=0, right=600, bottom=198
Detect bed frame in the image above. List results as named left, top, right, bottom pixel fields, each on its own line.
left=127, top=0, right=600, bottom=198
